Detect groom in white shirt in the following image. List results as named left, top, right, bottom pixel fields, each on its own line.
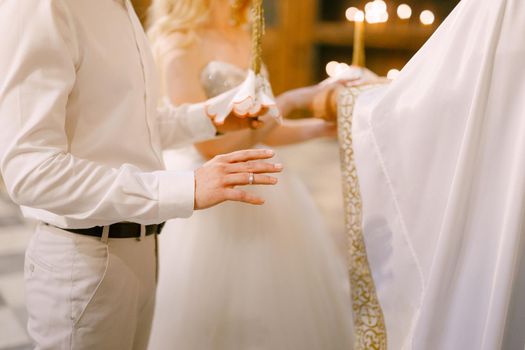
left=0, top=1, right=281, bottom=349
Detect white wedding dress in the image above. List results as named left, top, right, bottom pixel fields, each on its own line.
left=148, top=61, right=354, bottom=350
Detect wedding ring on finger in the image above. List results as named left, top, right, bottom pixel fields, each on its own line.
left=248, top=173, right=255, bottom=185
left=249, top=117, right=261, bottom=130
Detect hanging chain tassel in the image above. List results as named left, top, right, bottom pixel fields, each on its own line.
left=250, top=0, right=265, bottom=75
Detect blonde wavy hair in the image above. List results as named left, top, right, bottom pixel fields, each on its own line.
left=147, top=0, right=251, bottom=51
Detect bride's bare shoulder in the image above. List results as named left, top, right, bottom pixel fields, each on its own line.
left=156, top=34, right=209, bottom=103
left=156, top=33, right=206, bottom=71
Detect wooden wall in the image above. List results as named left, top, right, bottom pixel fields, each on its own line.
left=262, top=0, right=317, bottom=94
left=130, top=0, right=151, bottom=25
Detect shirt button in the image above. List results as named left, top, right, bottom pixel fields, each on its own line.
left=29, top=264, right=35, bottom=272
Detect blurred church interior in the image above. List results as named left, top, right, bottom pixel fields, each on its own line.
left=0, top=0, right=459, bottom=348
left=131, top=0, right=460, bottom=94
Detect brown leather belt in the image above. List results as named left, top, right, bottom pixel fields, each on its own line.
left=50, top=222, right=165, bottom=239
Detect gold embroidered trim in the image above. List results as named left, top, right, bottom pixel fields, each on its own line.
left=337, top=85, right=388, bottom=350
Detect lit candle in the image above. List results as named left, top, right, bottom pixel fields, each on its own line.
left=345, top=7, right=359, bottom=21
left=420, top=10, right=435, bottom=25
left=387, top=68, right=400, bottom=80
left=352, top=11, right=366, bottom=67
left=326, top=61, right=340, bottom=77
left=397, top=4, right=412, bottom=20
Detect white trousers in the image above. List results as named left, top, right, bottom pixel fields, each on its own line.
left=24, top=223, right=157, bottom=350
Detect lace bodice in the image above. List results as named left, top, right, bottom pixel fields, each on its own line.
left=200, top=61, right=247, bottom=99
left=200, top=61, right=269, bottom=99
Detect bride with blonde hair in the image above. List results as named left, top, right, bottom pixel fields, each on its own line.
left=147, top=0, right=354, bottom=349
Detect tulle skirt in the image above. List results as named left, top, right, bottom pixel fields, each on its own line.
left=148, top=146, right=354, bottom=350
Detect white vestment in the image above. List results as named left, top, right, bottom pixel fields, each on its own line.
left=353, top=0, right=525, bottom=348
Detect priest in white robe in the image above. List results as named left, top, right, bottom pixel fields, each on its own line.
left=350, top=0, right=525, bottom=348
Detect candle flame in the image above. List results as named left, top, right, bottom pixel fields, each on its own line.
left=364, top=0, right=388, bottom=24
left=355, top=10, right=365, bottom=22
left=420, top=10, right=435, bottom=25
left=326, top=61, right=340, bottom=77
left=345, top=7, right=359, bottom=22
left=387, top=69, right=400, bottom=80
left=335, top=63, right=350, bottom=75
left=397, top=4, right=412, bottom=20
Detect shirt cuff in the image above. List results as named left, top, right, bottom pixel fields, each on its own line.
left=157, top=170, right=195, bottom=220
left=186, top=104, right=218, bottom=140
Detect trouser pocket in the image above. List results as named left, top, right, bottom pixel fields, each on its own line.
left=25, top=224, right=109, bottom=350
left=70, top=235, right=109, bottom=326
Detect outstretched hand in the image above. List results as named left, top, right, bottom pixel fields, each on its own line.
left=213, top=111, right=266, bottom=134
left=194, top=149, right=283, bottom=209
left=276, top=81, right=345, bottom=118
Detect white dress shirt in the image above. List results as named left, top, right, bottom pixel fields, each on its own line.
left=0, top=0, right=217, bottom=228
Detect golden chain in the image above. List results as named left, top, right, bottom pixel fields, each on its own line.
left=250, top=0, right=265, bottom=74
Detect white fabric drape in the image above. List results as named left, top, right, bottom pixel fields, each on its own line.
left=352, top=0, right=525, bottom=348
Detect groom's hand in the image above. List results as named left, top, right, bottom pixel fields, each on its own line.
left=194, top=149, right=282, bottom=210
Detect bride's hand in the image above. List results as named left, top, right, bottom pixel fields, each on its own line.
left=276, top=86, right=320, bottom=116
left=276, top=82, right=343, bottom=118
left=194, top=149, right=283, bottom=209
left=213, top=114, right=265, bottom=134
left=321, top=122, right=338, bottom=138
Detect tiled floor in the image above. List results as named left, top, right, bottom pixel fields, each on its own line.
left=0, top=139, right=345, bottom=349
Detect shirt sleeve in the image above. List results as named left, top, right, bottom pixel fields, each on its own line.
left=0, top=0, right=195, bottom=226
left=157, top=100, right=217, bottom=149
